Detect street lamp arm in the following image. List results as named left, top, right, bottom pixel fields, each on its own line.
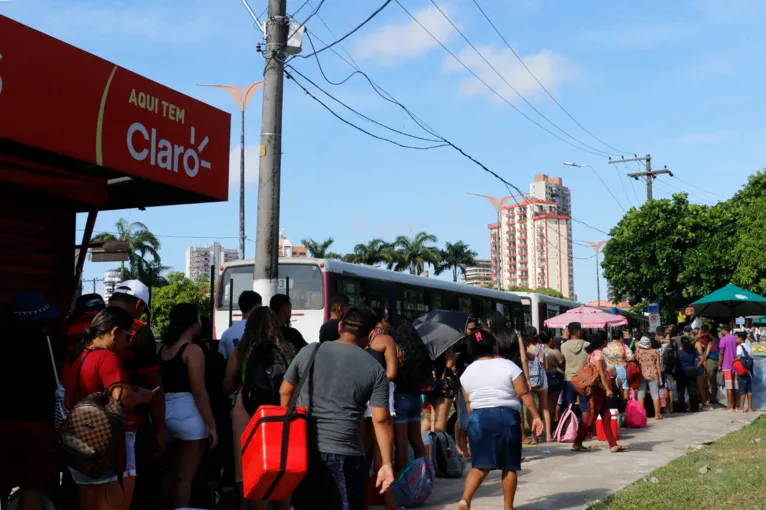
left=240, top=0, right=265, bottom=32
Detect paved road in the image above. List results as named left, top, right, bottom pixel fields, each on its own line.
left=409, top=409, right=763, bottom=510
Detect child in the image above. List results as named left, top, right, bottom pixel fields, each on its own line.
left=734, top=331, right=754, bottom=412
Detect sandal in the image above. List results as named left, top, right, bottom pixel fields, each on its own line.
left=610, top=445, right=628, bottom=453
left=458, top=499, right=470, bottom=510
left=571, top=445, right=589, bottom=452
left=523, top=438, right=537, bottom=445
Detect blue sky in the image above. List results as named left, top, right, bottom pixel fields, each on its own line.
left=6, top=0, right=766, bottom=302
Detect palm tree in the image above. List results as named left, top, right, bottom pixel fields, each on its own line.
left=91, top=219, right=162, bottom=284
left=389, top=232, right=440, bottom=275
left=300, top=237, right=341, bottom=259
left=440, top=241, right=478, bottom=282
left=343, top=238, right=392, bottom=266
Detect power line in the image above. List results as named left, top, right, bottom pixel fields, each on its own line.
left=612, top=162, right=634, bottom=207
left=671, top=175, right=723, bottom=199
left=286, top=69, right=449, bottom=150
left=393, top=0, right=610, bottom=158
left=294, top=0, right=392, bottom=60
left=287, top=65, right=444, bottom=144
left=469, top=0, right=630, bottom=156
left=79, top=229, right=249, bottom=241
left=428, top=0, right=614, bottom=158
left=655, top=178, right=716, bottom=204
left=297, top=31, right=612, bottom=237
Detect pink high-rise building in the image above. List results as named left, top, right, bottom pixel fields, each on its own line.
left=488, top=175, right=574, bottom=298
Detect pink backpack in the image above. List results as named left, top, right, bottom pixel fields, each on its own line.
left=625, top=390, right=647, bottom=428
left=553, top=404, right=578, bottom=443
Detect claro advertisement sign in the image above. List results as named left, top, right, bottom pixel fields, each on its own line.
left=0, top=16, right=231, bottom=202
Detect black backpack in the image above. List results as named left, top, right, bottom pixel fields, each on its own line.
left=662, top=347, right=678, bottom=375
left=241, top=345, right=289, bottom=415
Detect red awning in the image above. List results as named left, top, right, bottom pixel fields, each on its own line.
left=0, top=15, right=231, bottom=210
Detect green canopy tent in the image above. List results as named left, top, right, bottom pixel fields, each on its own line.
left=691, top=283, right=766, bottom=319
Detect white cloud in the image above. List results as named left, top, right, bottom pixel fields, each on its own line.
left=43, top=3, right=217, bottom=44
left=673, top=130, right=737, bottom=146
left=580, top=20, right=697, bottom=49
left=354, top=4, right=457, bottom=64
left=443, top=46, right=582, bottom=103
left=229, top=145, right=261, bottom=188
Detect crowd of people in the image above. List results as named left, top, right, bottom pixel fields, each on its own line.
left=0, top=284, right=760, bottom=510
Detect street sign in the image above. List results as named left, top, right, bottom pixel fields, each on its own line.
left=684, top=306, right=695, bottom=317
left=736, top=317, right=745, bottom=325
left=648, top=303, right=659, bottom=314
left=649, top=313, right=661, bottom=331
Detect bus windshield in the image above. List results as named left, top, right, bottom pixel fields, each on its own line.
left=218, top=263, right=324, bottom=311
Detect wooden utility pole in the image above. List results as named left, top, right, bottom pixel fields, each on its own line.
left=608, top=154, right=673, bottom=201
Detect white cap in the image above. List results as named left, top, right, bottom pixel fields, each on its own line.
left=113, top=280, right=150, bottom=305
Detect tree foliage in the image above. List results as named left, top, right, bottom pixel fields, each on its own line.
left=440, top=241, right=478, bottom=282
left=300, top=237, right=341, bottom=259
left=343, top=238, right=392, bottom=266
left=92, top=219, right=167, bottom=287
left=150, top=272, right=211, bottom=337
left=388, top=232, right=441, bottom=275
left=602, top=170, right=766, bottom=319
left=505, top=285, right=565, bottom=299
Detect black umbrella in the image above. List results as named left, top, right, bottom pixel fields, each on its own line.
left=413, top=309, right=470, bottom=360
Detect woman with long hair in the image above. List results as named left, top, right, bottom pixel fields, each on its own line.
left=522, top=327, right=551, bottom=443
left=571, top=333, right=627, bottom=454
left=543, top=332, right=565, bottom=424
left=458, top=328, right=543, bottom=510
left=158, top=303, right=217, bottom=510
left=223, top=307, right=294, bottom=510
left=62, top=307, right=155, bottom=510
left=487, top=311, right=531, bottom=446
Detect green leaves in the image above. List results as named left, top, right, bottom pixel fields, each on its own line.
left=150, top=272, right=211, bottom=337
left=602, top=169, right=766, bottom=319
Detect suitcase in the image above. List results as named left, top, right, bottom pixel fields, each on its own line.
left=240, top=343, right=322, bottom=501
left=240, top=404, right=308, bottom=501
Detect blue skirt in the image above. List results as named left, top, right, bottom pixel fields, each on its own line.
left=466, top=407, right=522, bottom=471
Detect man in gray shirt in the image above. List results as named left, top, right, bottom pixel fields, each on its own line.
left=280, top=304, right=394, bottom=510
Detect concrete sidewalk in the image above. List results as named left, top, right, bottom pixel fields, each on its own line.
left=419, top=408, right=764, bottom=510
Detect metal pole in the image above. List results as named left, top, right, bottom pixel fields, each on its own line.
left=92, top=278, right=96, bottom=294
left=147, top=266, right=153, bottom=328
left=285, top=276, right=290, bottom=300
left=595, top=251, right=601, bottom=305
left=497, top=210, right=502, bottom=290
left=228, top=278, right=234, bottom=327
left=239, top=109, right=246, bottom=260
left=645, top=154, right=653, bottom=201
left=253, top=0, right=287, bottom=303
left=209, top=264, right=215, bottom=322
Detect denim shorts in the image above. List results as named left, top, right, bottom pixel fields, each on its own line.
left=166, top=392, right=208, bottom=441
left=467, top=407, right=522, bottom=471
left=614, top=365, right=629, bottom=390
left=393, top=393, right=422, bottom=424
left=69, top=431, right=136, bottom=485
left=739, top=373, right=753, bottom=394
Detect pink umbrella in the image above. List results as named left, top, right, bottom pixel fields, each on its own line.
left=544, top=306, right=629, bottom=329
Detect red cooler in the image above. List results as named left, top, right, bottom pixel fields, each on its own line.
left=240, top=404, right=309, bottom=501
left=596, top=409, right=620, bottom=441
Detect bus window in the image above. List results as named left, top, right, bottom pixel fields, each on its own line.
left=217, top=263, right=324, bottom=311
left=335, top=278, right=362, bottom=304
left=402, top=288, right=428, bottom=320
left=480, top=299, right=493, bottom=319
left=458, top=296, right=472, bottom=315
left=429, top=291, right=443, bottom=311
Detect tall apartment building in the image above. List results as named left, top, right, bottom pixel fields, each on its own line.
left=278, top=233, right=307, bottom=258
left=102, top=269, right=122, bottom=301
left=529, top=174, right=574, bottom=294
left=487, top=175, right=574, bottom=298
left=185, top=242, right=239, bottom=282
left=463, top=259, right=493, bottom=287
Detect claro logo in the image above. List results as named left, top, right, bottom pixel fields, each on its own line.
left=126, top=122, right=210, bottom=177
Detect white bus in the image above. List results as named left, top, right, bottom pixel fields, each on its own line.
left=214, top=258, right=525, bottom=341
left=514, top=292, right=581, bottom=334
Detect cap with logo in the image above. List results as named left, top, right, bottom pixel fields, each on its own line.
left=113, top=280, right=150, bottom=305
